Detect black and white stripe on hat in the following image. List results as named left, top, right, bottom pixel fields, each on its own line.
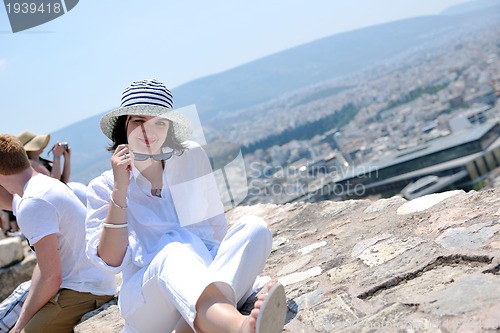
left=120, top=79, right=173, bottom=109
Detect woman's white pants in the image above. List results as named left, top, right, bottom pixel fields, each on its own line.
left=123, top=215, right=272, bottom=333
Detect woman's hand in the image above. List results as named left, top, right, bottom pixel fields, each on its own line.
left=99, top=144, right=130, bottom=267
left=52, top=142, right=66, bottom=157
left=62, top=144, right=71, bottom=157
left=111, top=144, right=132, bottom=191
left=61, top=143, right=71, bottom=184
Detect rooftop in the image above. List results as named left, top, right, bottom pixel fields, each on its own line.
left=339, top=121, right=499, bottom=181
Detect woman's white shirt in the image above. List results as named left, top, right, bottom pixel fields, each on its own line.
left=85, top=141, right=227, bottom=273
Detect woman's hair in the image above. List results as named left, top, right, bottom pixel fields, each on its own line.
left=107, top=115, right=187, bottom=152
left=0, top=134, right=31, bottom=175
left=26, top=151, right=39, bottom=160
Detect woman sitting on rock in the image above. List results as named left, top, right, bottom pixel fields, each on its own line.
left=85, top=79, right=287, bottom=333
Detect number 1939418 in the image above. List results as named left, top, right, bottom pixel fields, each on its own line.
left=5, top=2, right=62, bottom=14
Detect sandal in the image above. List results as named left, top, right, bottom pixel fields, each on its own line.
left=256, top=282, right=287, bottom=333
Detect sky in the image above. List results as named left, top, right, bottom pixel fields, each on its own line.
left=0, top=0, right=473, bottom=136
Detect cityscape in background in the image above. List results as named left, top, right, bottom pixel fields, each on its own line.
left=45, top=1, right=500, bottom=207
left=226, top=10, right=500, bottom=205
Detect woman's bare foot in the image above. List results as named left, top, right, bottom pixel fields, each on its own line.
left=239, top=282, right=286, bottom=333
left=238, top=292, right=266, bottom=333
left=194, top=282, right=285, bottom=333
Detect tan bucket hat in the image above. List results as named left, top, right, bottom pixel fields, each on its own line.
left=17, top=131, right=51, bottom=151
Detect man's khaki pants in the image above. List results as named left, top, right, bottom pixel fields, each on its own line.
left=22, top=289, right=114, bottom=333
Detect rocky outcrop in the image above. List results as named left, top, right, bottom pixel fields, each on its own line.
left=74, top=188, right=500, bottom=332
left=0, top=237, right=24, bottom=268
left=75, top=299, right=124, bottom=333
left=0, top=238, right=36, bottom=300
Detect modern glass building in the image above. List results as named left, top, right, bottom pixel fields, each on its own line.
left=304, top=121, right=500, bottom=201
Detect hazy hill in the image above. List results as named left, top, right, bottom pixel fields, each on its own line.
left=49, top=112, right=112, bottom=184
left=50, top=0, right=500, bottom=184
left=173, top=17, right=465, bottom=122
left=172, top=0, right=500, bottom=122
left=442, top=0, right=500, bottom=15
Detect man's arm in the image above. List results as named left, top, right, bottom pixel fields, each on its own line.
left=11, top=234, right=62, bottom=333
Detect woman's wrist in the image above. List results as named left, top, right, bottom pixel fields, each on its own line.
left=110, top=188, right=127, bottom=208
left=104, top=222, right=128, bottom=228
left=110, top=196, right=127, bottom=210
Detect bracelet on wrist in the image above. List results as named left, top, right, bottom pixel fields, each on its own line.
left=110, top=196, right=127, bottom=209
left=103, top=222, right=128, bottom=229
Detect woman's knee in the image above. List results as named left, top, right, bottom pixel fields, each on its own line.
left=240, top=215, right=270, bottom=234
left=153, top=241, right=200, bottom=264
left=147, top=241, right=212, bottom=281
left=234, top=215, right=272, bottom=250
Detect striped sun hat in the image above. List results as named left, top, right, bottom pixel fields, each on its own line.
left=100, top=79, right=193, bottom=142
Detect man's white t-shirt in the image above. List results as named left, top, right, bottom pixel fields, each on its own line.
left=13, top=174, right=116, bottom=296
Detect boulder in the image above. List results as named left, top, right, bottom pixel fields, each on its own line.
left=0, top=249, right=35, bottom=300
left=0, top=237, right=24, bottom=268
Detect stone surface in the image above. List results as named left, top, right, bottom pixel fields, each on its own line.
left=279, top=266, right=322, bottom=287
left=351, top=233, right=392, bottom=258
left=298, top=241, right=327, bottom=255
left=363, top=196, right=406, bottom=214
left=356, top=236, right=424, bottom=267
left=75, top=300, right=124, bottom=333
left=327, top=262, right=361, bottom=284
left=277, top=254, right=313, bottom=276
left=0, top=237, right=24, bottom=268
left=0, top=248, right=35, bottom=300
left=435, top=221, right=500, bottom=250
left=396, top=190, right=464, bottom=215
left=72, top=188, right=500, bottom=332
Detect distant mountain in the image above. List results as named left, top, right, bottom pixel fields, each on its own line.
left=173, top=1, right=500, bottom=122
left=51, top=0, right=500, bottom=184
left=173, top=17, right=456, bottom=121
left=441, top=0, right=500, bottom=15
left=48, top=111, right=112, bottom=184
